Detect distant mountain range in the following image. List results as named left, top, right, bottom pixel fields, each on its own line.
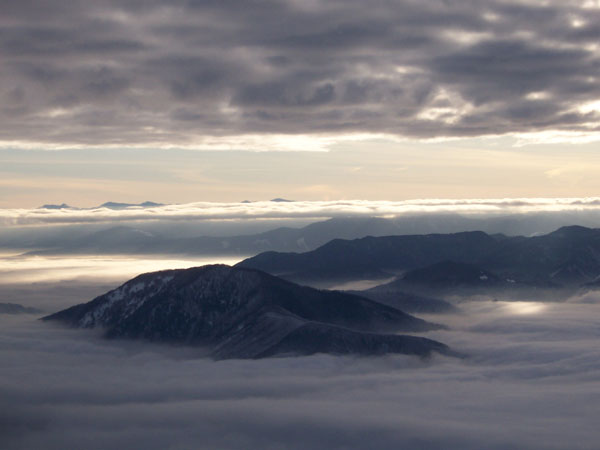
left=39, top=203, right=72, bottom=210
left=38, top=198, right=294, bottom=210
left=27, top=217, right=412, bottom=256
left=238, top=226, right=600, bottom=292
left=39, top=201, right=163, bottom=210
left=8, top=209, right=600, bottom=258
left=19, top=213, right=600, bottom=260
left=43, top=265, right=450, bottom=359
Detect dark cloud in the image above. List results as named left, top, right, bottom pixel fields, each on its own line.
left=2, top=281, right=600, bottom=449
left=1, top=0, right=600, bottom=147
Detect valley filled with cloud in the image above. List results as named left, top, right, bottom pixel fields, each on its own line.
left=2, top=275, right=600, bottom=449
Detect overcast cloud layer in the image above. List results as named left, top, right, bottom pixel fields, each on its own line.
left=2, top=0, right=600, bottom=149
left=2, top=292, right=600, bottom=449
left=5, top=197, right=600, bottom=226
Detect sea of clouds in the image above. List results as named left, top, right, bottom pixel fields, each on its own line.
left=2, top=275, right=600, bottom=449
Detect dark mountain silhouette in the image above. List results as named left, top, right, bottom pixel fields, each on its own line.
left=401, top=261, right=502, bottom=286
left=99, top=201, right=163, bottom=209
left=43, top=265, right=450, bottom=360
left=376, top=261, right=510, bottom=297
left=346, top=262, right=502, bottom=312
left=238, top=231, right=500, bottom=282
left=480, top=225, right=600, bottom=285
left=580, top=277, right=600, bottom=292
left=349, top=287, right=458, bottom=314
left=238, top=226, right=600, bottom=290
left=38, top=203, right=72, bottom=209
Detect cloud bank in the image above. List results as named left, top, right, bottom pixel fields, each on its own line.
left=2, top=0, right=600, bottom=149
left=0, top=255, right=242, bottom=284
left=2, top=293, right=600, bottom=450
left=4, top=197, right=600, bottom=226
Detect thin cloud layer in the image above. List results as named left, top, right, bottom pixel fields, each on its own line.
left=0, top=255, right=243, bottom=284
left=4, top=197, right=600, bottom=226
left=2, top=0, right=600, bottom=149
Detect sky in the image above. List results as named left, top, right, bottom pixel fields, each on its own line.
left=2, top=0, right=600, bottom=207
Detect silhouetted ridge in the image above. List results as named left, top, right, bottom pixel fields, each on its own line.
left=99, top=201, right=163, bottom=209
left=43, top=265, right=449, bottom=360
left=39, top=203, right=71, bottom=210
left=548, top=225, right=598, bottom=238
left=237, top=231, right=501, bottom=282
left=238, top=226, right=600, bottom=289
left=402, top=261, right=501, bottom=286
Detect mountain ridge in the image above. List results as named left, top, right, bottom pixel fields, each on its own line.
left=43, top=265, right=450, bottom=360
left=238, top=226, right=600, bottom=290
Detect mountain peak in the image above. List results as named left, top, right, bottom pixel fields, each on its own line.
left=39, top=203, right=71, bottom=209
left=549, top=225, right=595, bottom=237
left=99, top=201, right=163, bottom=209
left=43, top=265, right=449, bottom=360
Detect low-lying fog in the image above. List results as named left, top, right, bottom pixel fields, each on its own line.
left=0, top=253, right=245, bottom=287
left=2, top=257, right=600, bottom=449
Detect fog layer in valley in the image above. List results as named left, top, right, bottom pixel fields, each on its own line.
left=0, top=254, right=244, bottom=286
left=2, top=259, right=600, bottom=449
